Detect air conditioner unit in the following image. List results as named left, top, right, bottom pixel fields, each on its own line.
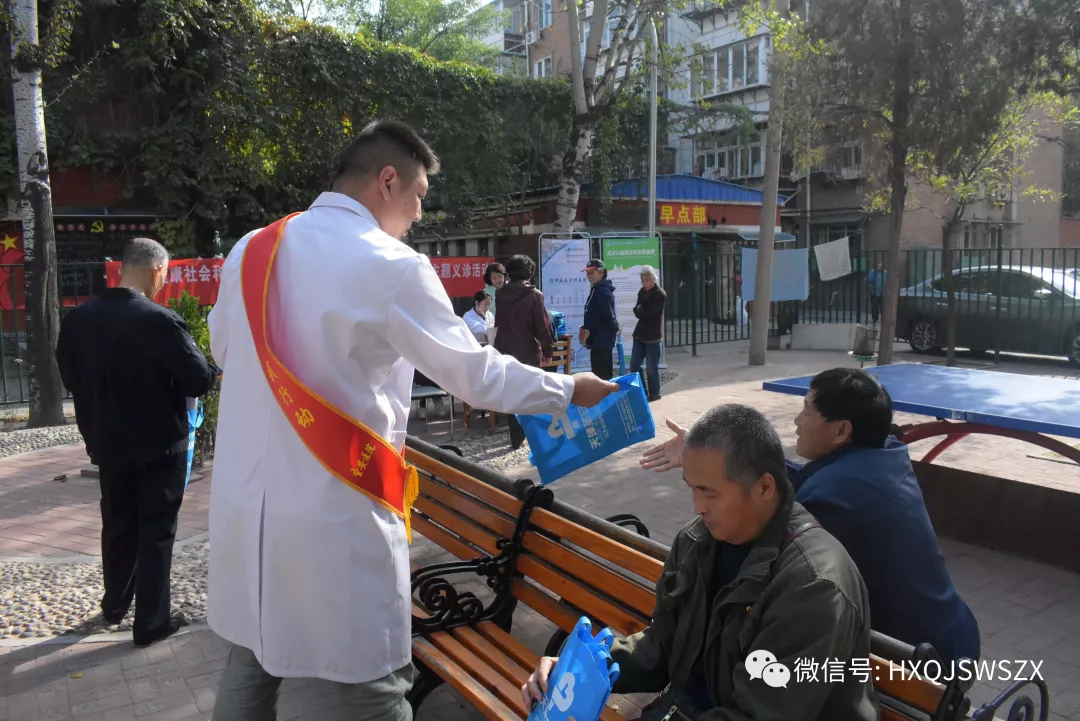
left=841, top=166, right=861, bottom=180
left=525, top=31, right=536, bottom=44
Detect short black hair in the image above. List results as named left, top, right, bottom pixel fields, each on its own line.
left=483, top=263, right=506, bottom=285
left=505, top=255, right=536, bottom=282
left=809, top=368, right=893, bottom=449
left=473, top=290, right=490, bottom=305
left=685, top=404, right=788, bottom=491
left=332, top=119, right=440, bottom=187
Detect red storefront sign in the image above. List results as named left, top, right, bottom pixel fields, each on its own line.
left=659, top=203, right=708, bottom=226
left=105, top=258, right=225, bottom=305
left=428, top=256, right=494, bottom=297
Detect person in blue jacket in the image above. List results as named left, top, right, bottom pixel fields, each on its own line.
left=580, top=258, right=620, bottom=380
left=639, top=367, right=981, bottom=666
left=787, top=368, right=980, bottom=664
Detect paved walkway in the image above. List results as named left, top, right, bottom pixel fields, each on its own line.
left=2, top=344, right=1079, bottom=720
left=0, top=447, right=209, bottom=559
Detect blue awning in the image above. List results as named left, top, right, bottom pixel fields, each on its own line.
left=587, top=174, right=787, bottom=206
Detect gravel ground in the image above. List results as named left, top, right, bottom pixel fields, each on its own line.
left=0, top=539, right=208, bottom=640
left=0, top=424, right=84, bottom=459
left=0, top=370, right=677, bottom=641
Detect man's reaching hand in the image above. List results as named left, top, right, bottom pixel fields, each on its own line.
left=639, top=418, right=687, bottom=472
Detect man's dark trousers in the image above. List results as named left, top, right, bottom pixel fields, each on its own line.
left=590, top=348, right=614, bottom=380
left=98, top=452, right=187, bottom=643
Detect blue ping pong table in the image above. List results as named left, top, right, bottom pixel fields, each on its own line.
left=763, top=363, right=1080, bottom=466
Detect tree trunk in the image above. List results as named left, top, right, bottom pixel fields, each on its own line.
left=10, top=0, right=65, bottom=428
left=876, top=0, right=913, bottom=366
left=552, top=117, right=595, bottom=233
left=748, top=0, right=789, bottom=366
left=749, top=69, right=787, bottom=365
left=941, top=205, right=964, bottom=367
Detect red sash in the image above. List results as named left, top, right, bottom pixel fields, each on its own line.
left=240, top=214, right=419, bottom=541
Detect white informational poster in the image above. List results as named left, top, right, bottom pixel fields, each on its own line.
left=540, top=236, right=593, bottom=371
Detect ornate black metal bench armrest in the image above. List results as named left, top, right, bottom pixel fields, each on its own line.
left=969, top=678, right=1049, bottom=721
left=410, top=480, right=553, bottom=636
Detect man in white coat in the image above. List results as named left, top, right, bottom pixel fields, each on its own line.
left=207, top=119, right=618, bottom=720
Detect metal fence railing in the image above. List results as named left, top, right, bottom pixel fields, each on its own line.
left=3, top=247, right=1078, bottom=405
left=659, top=245, right=1080, bottom=362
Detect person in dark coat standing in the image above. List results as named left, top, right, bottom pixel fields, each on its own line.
left=630, top=265, right=666, bottom=401
left=580, top=258, right=619, bottom=380
left=494, top=254, right=554, bottom=449
left=56, top=237, right=218, bottom=647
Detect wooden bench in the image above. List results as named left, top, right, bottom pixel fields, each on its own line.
left=404, top=438, right=1050, bottom=721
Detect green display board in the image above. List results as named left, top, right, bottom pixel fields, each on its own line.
left=601, top=235, right=665, bottom=369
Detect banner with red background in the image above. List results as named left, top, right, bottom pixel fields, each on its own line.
left=427, top=256, right=494, bottom=297
left=105, top=259, right=225, bottom=305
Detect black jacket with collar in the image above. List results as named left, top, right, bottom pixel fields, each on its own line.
left=56, top=288, right=218, bottom=467
left=632, top=285, right=667, bottom=342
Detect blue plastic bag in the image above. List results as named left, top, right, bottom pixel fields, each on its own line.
left=517, top=374, right=655, bottom=485
left=185, top=399, right=205, bottom=491
left=527, top=617, right=620, bottom=721
left=551, top=311, right=568, bottom=338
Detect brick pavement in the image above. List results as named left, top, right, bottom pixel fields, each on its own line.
left=0, top=446, right=210, bottom=558
left=3, top=343, right=1080, bottom=719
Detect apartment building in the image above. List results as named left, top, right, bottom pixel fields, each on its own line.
left=665, top=0, right=1065, bottom=252
left=479, top=0, right=624, bottom=80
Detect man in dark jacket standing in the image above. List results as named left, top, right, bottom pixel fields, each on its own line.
left=56, top=237, right=218, bottom=647
left=525, top=405, right=879, bottom=721
left=631, top=265, right=666, bottom=401
left=580, top=258, right=619, bottom=380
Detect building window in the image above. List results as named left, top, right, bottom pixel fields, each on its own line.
left=701, top=54, right=715, bottom=95
left=691, top=36, right=767, bottom=99
left=746, top=41, right=759, bottom=85
left=840, top=142, right=862, bottom=170
left=510, top=5, right=524, bottom=32
left=538, top=0, right=551, bottom=29
left=534, top=56, right=552, bottom=77
left=694, top=136, right=763, bottom=179
left=732, top=42, right=745, bottom=88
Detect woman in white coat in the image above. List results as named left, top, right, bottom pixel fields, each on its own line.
left=207, top=119, right=618, bottom=721
left=462, top=290, right=494, bottom=342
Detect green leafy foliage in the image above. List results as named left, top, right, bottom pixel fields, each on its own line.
left=166, top=292, right=218, bottom=463
left=0, top=0, right=651, bottom=253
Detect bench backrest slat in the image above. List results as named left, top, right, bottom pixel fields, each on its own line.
left=871, top=655, right=944, bottom=714
left=408, top=450, right=523, bottom=516
left=529, top=507, right=666, bottom=584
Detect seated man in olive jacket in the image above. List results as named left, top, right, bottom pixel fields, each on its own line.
left=522, top=405, right=879, bottom=721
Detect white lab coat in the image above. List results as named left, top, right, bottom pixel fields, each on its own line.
left=207, top=193, right=574, bottom=683
left=462, top=307, right=494, bottom=340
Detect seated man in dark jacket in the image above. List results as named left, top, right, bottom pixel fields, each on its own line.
left=640, top=369, right=981, bottom=666
left=789, top=368, right=980, bottom=664
left=524, top=405, right=879, bottom=721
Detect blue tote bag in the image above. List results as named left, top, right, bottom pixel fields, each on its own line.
left=516, top=373, right=655, bottom=485
left=185, top=399, right=205, bottom=492
left=527, top=617, right=621, bottom=721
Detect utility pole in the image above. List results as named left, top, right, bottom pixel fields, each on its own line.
left=749, top=0, right=789, bottom=366
left=647, top=19, right=658, bottom=238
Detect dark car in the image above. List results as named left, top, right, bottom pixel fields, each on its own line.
left=897, top=265, right=1080, bottom=365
